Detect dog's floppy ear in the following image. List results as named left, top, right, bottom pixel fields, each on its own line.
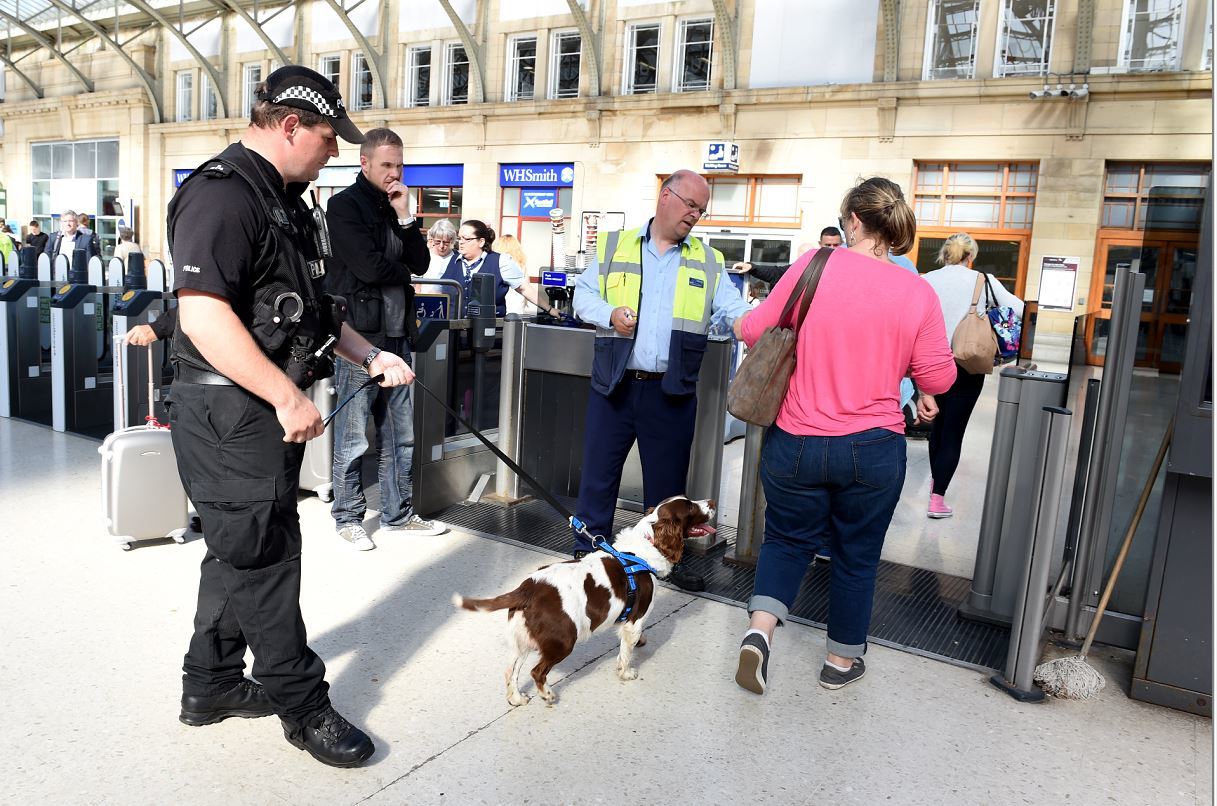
left=651, top=498, right=693, bottom=562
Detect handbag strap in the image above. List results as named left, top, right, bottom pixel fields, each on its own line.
left=967, top=272, right=985, bottom=314
left=777, top=248, right=831, bottom=332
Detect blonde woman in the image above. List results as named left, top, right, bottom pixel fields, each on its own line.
left=497, top=234, right=537, bottom=316
left=921, top=233, right=1024, bottom=519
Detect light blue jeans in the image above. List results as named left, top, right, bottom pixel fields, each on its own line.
left=330, top=343, right=416, bottom=528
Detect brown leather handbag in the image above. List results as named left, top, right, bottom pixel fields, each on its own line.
left=727, top=249, right=830, bottom=426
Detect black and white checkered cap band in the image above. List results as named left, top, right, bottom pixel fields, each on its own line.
left=272, top=85, right=337, bottom=117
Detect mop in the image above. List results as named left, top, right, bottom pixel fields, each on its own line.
left=1033, top=418, right=1174, bottom=700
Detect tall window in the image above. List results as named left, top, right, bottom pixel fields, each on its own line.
left=411, top=185, right=463, bottom=232
left=318, top=55, right=340, bottom=88
left=445, top=43, right=469, bottom=105
left=30, top=139, right=122, bottom=257
left=1205, top=3, right=1213, bottom=70
left=550, top=30, right=581, bottom=99
left=406, top=46, right=431, bottom=107
left=200, top=74, right=218, bottom=121
left=1120, top=0, right=1184, bottom=72
left=674, top=18, right=713, bottom=92
left=351, top=53, right=373, bottom=110
left=914, top=162, right=1039, bottom=229
left=506, top=36, right=537, bottom=102
left=175, top=71, right=193, bottom=122
left=242, top=63, right=262, bottom=116
left=923, top=0, right=980, bottom=80
left=1101, top=163, right=1210, bottom=230
left=696, top=175, right=801, bottom=227
left=996, top=0, right=1055, bottom=76
left=625, top=22, right=660, bottom=94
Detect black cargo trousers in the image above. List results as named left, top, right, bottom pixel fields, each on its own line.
left=169, top=381, right=330, bottom=725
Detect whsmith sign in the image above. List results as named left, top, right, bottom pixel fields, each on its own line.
left=499, top=163, right=575, bottom=188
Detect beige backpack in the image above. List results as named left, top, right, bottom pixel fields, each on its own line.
left=951, top=273, right=997, bottom=375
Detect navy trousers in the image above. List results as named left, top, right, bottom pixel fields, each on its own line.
left=572, top=377, right=697, bottom=553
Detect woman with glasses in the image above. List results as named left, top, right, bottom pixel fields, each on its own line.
left=440, top=219, right=561, bottom=319
left=416, top=219, right=457, bottom=296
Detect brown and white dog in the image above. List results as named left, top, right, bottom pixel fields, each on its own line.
left=453, top=495, right=715, bottom=706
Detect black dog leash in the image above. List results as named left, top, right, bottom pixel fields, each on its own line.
left=322, top=373, right=384, bottom=427
left=409, top=375, right=598, bottom=545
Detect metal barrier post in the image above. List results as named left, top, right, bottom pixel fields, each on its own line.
left=724, top=422, right=766, bottom=567
left=991, top=405, right=1073, bottom=702
left=489, top=314, right=528, bottom=503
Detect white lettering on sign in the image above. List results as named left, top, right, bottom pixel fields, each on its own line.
left=522, top=192, right=554, bottom=210
left=502, top=167, right=559, bottom=184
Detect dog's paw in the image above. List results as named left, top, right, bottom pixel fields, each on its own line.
left=507, top=691, right=530, bottom=707
left=539, top=688, right=557, bottom=706
left=617, top=666, right=639, bottom=681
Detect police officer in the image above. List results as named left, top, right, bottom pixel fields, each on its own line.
left=571, top=169, right=751, bottom=591
left=167, top=66, right=413, bottom=768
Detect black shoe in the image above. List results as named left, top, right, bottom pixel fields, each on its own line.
left=283, top=705, right=375, bottom=768
left=180, top=678, right=273, bottom=726
left=666, top=562, right=706, bottom=592
left=735, top=633, right=770, bottom=695
left=819, top=657, right=866, bottom=690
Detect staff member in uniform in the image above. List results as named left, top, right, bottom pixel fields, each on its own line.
left=167, top=65, right=413, bottom=769
left=571, top=169, right=750, bottom=591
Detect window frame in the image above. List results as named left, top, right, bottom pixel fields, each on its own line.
left=350, top=52, right=373, bottom=111
left=549, top=29, right=582, bottom=100
left=199, top=73, right=217, bottom=121
left=242, top=63, right=263, bottom=117
left=1099, top=161, right=1211, bottom=231
left=1117, top=0, right=1185, bottom=73
left=405, top=45, right=432, bottom=108
left=175, top=70, right=194, bottom=122
left=444, top=42, right=470, bottom=105
left=623, top=21, right=662, bottom=95
left=658, top=174, right=803, bottom=229
left=922, top=0, right=981, bottom=81
left=318, top=54, right=341, bottom=89
left=993, top=0, right=1057, bottom=77
left=673, top=17, right=714, bottom=93
left=505, top=34, right=539, bottom=102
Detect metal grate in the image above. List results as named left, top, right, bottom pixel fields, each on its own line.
left=433, top=498, right=1009, bottom=673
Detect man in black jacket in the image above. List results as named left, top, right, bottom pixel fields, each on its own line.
left=324, top=127, right=443, bottom=550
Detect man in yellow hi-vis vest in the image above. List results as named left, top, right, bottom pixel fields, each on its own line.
left=571, top=170, right=751, bottom=591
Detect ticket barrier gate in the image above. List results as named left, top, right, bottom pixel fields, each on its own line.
left=50, top=251, right=121, bottom=437
left=0, top=247, right=54, bottom=424
left=111, top=253, right=173, bottom=430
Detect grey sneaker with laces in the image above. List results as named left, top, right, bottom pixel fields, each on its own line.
left=337, top=524, right=375, bottom=551
left=819, top=657, right=866, bottom=689
left=376, top=514, right=445, bottom=538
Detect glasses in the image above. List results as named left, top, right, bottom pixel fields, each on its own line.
left=429, top=238, right=453, bottom=246
left=457, top=235, right=482, bottom=243
left=666, top=188, right=709, bottom=219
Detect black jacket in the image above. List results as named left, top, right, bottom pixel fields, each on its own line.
left=44, top=229, right=101, bottom=262
left=324, top=172, right=429, bottom=347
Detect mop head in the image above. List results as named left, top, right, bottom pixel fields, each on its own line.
left=1033, top=655, right=1106, bottom=700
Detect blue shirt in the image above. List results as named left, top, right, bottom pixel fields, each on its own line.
left=573, top=220, right=751, bottom=373
left=890, top=253, right=919, bottom=407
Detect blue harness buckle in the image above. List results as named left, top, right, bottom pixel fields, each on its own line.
left=593, top=537, right=657, bottom=623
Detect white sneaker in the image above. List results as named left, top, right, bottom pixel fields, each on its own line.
left=337, top=524, right=375, bottom=551
left=375, top=514, right=446, bottom=538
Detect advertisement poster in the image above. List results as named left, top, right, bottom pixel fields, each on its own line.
left=1037, top=255, right=1080, bottom=311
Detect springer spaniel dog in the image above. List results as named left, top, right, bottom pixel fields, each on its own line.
left=454, top=495, right=715, bottom=706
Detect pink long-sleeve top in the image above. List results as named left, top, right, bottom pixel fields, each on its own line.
left=739, top=248, right=957, bottom=437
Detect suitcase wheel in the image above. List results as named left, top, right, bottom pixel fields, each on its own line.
left=120, top=543, right=133, bottom=552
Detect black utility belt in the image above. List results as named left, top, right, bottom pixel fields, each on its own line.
left=175, top=366, right=237, bottom=386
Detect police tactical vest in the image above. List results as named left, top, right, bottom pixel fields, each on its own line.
left=167, top=143, right=339, bottom=386
left=592, top=226, right=724, bottom=396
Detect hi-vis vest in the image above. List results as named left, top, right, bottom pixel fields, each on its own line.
left=592, top=226, right=725, bottom=396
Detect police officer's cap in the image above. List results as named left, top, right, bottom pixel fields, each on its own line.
left=259, top=65, right=366, bottom=145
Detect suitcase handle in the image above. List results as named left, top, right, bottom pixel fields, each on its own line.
left=113, top=334, right=161, bottom=429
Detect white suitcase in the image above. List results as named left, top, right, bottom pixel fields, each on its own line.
left=98, top=342, right=189, bottom=550
left=299, top=376, right=336, bottom=501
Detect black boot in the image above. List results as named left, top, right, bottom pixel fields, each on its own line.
left=283, top=705, right=375, bottom=768
left=666, top=561, right=706, bottom=592
left=179, top=678, right=273, bottom=726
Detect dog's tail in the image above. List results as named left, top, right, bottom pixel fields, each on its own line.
left=452, top=588, right=528, bottom=613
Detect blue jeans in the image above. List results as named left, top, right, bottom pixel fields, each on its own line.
left=330, top=345, right=417, bottom=528
left=749, top=426, right=906, bottom=657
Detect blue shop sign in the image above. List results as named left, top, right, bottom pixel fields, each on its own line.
left=173, top=169, right=194, bottom=188
left=521, top=190, right=558, bottom=214
left=402, top=164, right=463, bottom=187
left=500, top=163, right=574, bottom=188
left=541, top=271, right=567, bottom=287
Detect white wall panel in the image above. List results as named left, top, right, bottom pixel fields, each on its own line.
left=400, top=0, right=476, bottom=32
left=169, top=17, right=221, bottom=61
left=499, top=0, right=586, bottom=22
left=748, top=0, right=880, bottom=88
left=313, top=0, right=380, bottom=43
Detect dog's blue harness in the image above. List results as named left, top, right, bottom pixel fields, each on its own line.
left=593, top=537, right=657, bottom=623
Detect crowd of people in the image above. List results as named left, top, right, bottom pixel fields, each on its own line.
left=48, top=64, right=1024, bottom=769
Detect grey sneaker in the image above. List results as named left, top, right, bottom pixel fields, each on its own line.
left=375, top=514, right=445, bottom=538
left=819, top=657, right=866, bottom=690
left=735, top=633, right=770, bottom=695
left=337, top=524, right=375, bottom=551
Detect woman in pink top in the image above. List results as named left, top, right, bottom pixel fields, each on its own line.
left=731, top=178, right=957, bottom=695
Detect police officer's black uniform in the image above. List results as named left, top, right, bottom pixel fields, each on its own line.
left=167, top=141, right=340, bottom=729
